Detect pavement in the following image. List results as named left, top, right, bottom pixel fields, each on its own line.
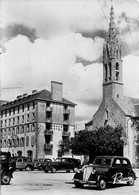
left=134, top=169, right=139, bottom=178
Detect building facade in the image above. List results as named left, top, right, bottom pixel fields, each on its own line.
left=0, top=81, right=76, bottom=159
left=85, top=7, right=139, bottom=167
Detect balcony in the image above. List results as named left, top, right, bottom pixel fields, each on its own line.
left=44, top=130, right=53, bottom=136
left=63, top=120, right=70, bottom=125
left=46, top=118, right=52, bottom=123
left=63, top=109, right=70, bottom=114
left=46, top=107, right=53, bottom=112
left=44, top=143, right=53, bottom=150
left=62, top=131, right=70, bottom=137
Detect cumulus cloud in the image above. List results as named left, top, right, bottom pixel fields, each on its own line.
left=1, top=0, right=139, bottom=130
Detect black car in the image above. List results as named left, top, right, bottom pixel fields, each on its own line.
left=73, top=156, right=137, bottom=190
left=9, top=156, right=18, bottom=172
left=33, top=158, right=52, bottom=170
left=44, top=157, right=81, bottom=173
left=0, top=151, right=13, bottom=185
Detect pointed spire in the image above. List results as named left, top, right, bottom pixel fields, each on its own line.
left=108, top=6, right=116, bottom=43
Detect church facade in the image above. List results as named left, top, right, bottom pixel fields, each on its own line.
left=85, top=7, right=139, bottom=167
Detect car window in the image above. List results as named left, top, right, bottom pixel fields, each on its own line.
left=23, top=158, right=27, bottom=163
left=55, top=158, right=61, bottom=162
left=17, top=158, right=22, bottom=162
left=27, top=159, right=32, bottom=162
left=113, top=159, right=121, bottom=166
left=121, top=159, right=130, bottom=167
left=93, top=158, right=111, bottom=165
left=61, top=158, right=67, bottom=162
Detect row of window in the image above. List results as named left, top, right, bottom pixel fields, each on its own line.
left=1, top=124, right=35, bottom=137
left=2, top=135, right=35, bottom=148
left=0, top=113, right=35, bottom=127
left=1, top=101, right=35, bottom=118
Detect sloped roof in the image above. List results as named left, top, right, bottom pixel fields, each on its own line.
left=115, top=96, right=139, bottom=117
left=0, top=89, right=76, bottom=110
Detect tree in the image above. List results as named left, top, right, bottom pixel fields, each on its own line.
left=58, top=125, right=124, bottom=163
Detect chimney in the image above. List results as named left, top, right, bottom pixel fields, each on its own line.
left=32, top=90, right=37, bottom=94
left=23, top=93, right=28, bottom=97
left=51, top=81, right=63, bottom=101
left=17, top=95, right=22, bottom=99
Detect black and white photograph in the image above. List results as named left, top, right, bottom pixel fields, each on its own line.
left=0, top=0, right=139, bottom=195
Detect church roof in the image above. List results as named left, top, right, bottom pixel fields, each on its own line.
left=116, top=96, right=139, bottom=117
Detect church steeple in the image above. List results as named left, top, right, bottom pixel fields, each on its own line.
left=103, top=6, right=123, bottom=100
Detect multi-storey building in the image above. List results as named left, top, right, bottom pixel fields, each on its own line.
left=0, top=81, right=76, bottom=159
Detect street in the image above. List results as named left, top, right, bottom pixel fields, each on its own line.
left=1, top=170, right=139, bottom=195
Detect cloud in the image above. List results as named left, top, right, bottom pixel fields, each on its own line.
left=0, top=24, right=38, bottom=43
left=1, top=0, right=139, bottom=130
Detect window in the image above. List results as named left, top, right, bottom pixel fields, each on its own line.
left=9, top=108, right=11, bottom=116
left=17, top=106, right=20, bottom=113
left=116, top=62, right=119, bottom=70
left=22, top=115, right=24, bottom=123
left=31, top=135, right=35, bottom=146
left=13, top=118, right=15, bottom=125
left=27, top=124, right=30, bottom=133
left=31, top=124, right=35, bottom=132
left=27, top=103, right=30, bottom=111
left=1, top=110, right=3, bottom=118
left=5, top=110, right=7, bottom=117
left=5, top=120, right=7, bottom=126
left=26, top=136, right=29, bottom=146
left=17, top=116, right=20, bottom=124
left=104, top=64, right=108, bottom=82
left=13, top=107, right=15, bottom=115
left=16, top=127, right=19, bottom=134
left=109, top=62, right=112, bottom=80
left=21, top=126, right=24, bottom=133
left=27, top=114, right=29, bottom=122
left=32, top=113, right=35, bottom=121
left=9, top=119, right=11, bottom=126
left=1, top=121, right=3, bottom=127
left=22, top=104, right=24, bottom=112
left=116, top=72, right=119, bottom=81
left=33, top=102, right=35, bottom=109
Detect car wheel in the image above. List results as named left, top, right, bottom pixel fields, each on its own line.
left=127, top=174, right=135, bottom=186
left=51, top=167, right=56, bottom=173
left=1, top=171, right=11, bottom=185
left=74, top=181, right=84, bottom=188
left=97, top=178, right=106, bottom=190
left=25, top=166, right=32, bottom=171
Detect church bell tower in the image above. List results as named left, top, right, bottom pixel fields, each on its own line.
left=103, top=6, right=123, bottom=101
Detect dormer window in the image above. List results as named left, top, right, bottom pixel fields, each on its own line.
left=109, top=62, right=112, bottom=80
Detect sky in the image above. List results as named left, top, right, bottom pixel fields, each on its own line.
left=0, top=0, right=139, bottom=130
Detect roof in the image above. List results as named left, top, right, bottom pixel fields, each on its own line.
left=115, top=96, right=139, bottom=117
left=0, top=89, right=76, bottom=110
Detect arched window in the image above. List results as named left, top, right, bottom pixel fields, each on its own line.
left=104, top=64, right=108, bottom=82
left=109, top=62, right=112, bottom=80
left=116, top=49, right=118, bottom=59
left=116, top=62, right=119, bottom=70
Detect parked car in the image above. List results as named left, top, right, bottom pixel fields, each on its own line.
left=73, top=156, right=137, bottom=190
left=44, top=157, right=81, bottom=173
left=0, top=151, right=13, bottom=185
left=16, top=157, right=34, bottom=171
left=9, top=156, right=18, bottom=172
left=33, top=158, right=52, bottom=170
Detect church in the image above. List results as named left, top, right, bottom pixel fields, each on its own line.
left=85, top=6, right=139, bottom=167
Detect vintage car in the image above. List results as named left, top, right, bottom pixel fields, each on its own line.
left=33, top=158, right=52, bottom=170
left=0, top=151, right=13, bottom=185
left=16, top=157, right=34, bottom=171
left=44, top=157, right=81, bottom=173
left=73, top=156, right=137, bottom=190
